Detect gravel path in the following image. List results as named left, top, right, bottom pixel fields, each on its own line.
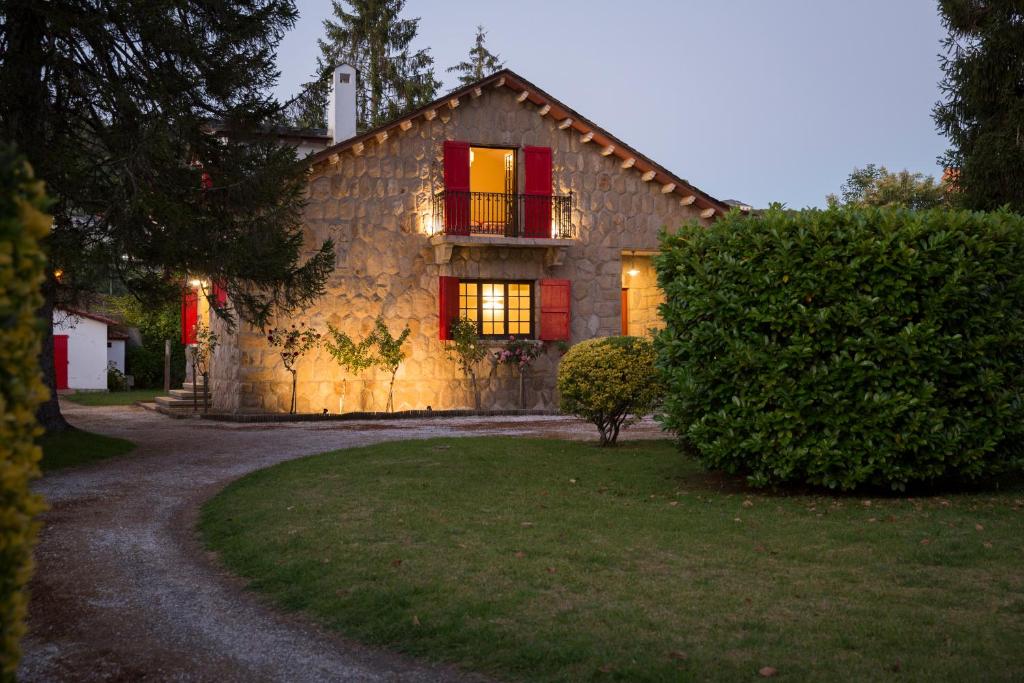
left=20, top=403, right=662, bottom=682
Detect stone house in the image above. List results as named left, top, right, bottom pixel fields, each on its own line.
left=193, top=67, right=732, bottom=413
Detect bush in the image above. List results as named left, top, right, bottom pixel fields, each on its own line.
left=557, top=336, right=663, bottom=446
left=111, top=296, right=185, bottom=388
left=656, top=206, right=1024, bottom=490
left=0, top=146, right=49, bottom=676
left=107, top=362, right=127, bottom=391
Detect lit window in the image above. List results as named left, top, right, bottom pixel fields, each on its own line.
left=458, top=281, right=533, bottom=338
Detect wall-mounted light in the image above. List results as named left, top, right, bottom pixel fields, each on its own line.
left=189, top=278, right=204, bottom=288
left=627, top=251, right=640, bottom=277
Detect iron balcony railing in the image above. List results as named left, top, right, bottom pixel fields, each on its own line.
left=432, top=190, right=575, bottom=239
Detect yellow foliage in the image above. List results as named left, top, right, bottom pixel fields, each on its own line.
left=0, top=148, right=50, bottom=677
left=557, top=336, right=663, bottom=446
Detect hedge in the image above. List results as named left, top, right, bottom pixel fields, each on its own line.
left=558, top=336, right=663, bottom=446
left=0, top=146, right=49, bottom=675
left=656, top=206, right=1024, bottom=490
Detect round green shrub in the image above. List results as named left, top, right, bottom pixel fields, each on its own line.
left=557, top=336, right=663, bottom=446
left=656, top=206, right=1024, bottom=490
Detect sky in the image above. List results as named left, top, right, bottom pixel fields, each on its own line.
left=273, top=1, right=948, bottom=209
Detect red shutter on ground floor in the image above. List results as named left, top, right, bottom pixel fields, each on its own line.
left=443, top=141, right=471, bottom=235
left=523, top=146, right=553, bottom=238
left=438, top=275, right=461, bottom=340
left=539, top=279, right=571, bottom=341
left=181, top=290, right=198, bottom=345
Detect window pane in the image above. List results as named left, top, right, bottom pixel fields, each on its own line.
left=459, top=282, right=478, bottom=322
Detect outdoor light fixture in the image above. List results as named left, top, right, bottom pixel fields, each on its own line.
left=627, top=251, right=640, bottom=277
left=189, top=279, right=202, bottom=287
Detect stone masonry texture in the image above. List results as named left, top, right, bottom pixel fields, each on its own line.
left=209, top=86, right=709, bottom=413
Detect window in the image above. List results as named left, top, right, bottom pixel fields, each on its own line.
left=458, top=281, right=533, bottom=337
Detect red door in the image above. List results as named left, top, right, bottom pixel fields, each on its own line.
left=53, top=334, right=69, bottom=390
left=621, top=288, right=629, bottom=335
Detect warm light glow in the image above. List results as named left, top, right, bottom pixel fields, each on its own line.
left=53, top=269, right=63, bottom=281
left=627, top=268, right=640, bottom=277
left=469, top=149, right=475, bottom=165
left=189, top=279, right=203, bottom=287
left=482, top=296, right=501, bottom=310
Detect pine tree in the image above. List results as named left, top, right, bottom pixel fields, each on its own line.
left=297, top=0, right=440, bottom=132
left=933, top=0, right=1024, bottom=212
left=0, top=1, right=335, bottom=431
left=447, top=25, right=504, bottom=86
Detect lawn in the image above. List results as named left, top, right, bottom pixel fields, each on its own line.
left=39, top=429, right=136, bottom=472
left=200, top=438, right=1024, bottom=682
left=64, top=389, right=162, bottom=406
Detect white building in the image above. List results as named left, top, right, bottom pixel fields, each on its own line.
left=52, top=308, right=124, bottom=391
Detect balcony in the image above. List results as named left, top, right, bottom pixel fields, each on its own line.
left=431, top=190, right=575, bottom=240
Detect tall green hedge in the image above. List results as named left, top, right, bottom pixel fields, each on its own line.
left=656, top=207, right=1024, bottom=490
left=0, top=146, right=49, bottom=676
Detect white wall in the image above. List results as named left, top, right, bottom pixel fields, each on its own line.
left=107, top=339, right=126, bottom=375
left=53, top=310, right=108, bottom=390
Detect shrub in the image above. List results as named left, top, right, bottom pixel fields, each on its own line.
left=557, top=336, right=663, bottom=446
left=0, top=146, right=49, bottom=676
left=656, top=206, right=1024, bottom=490
left=445, top=318, right=487, bottom=410
left=107, top=362, right=127, bottom=391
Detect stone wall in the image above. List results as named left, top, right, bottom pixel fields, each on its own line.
left=210, top=86, right=709, bottom=413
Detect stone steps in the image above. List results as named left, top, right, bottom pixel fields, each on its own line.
left=153, top=380, right=212, bottom=415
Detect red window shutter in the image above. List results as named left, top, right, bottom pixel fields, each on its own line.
left=181, top=290, right=198, bottom=345
left=212, top=281, right=228, bottom=306
left=443, top=141, right=471, bottom=235
left=539, top=278, right=571, bottom=341
left=438, top=275, right=461, bottom=340
left=523, top=146, right=552, bottom=238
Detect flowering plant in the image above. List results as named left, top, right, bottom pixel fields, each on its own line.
left=494, top=336, right=543, bottom=371
left=495, top=336, right=544, bottom=408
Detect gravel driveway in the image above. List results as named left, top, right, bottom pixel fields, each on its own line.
left=20, top=402, right=661, bottom=682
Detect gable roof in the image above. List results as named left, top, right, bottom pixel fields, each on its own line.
left=306, top=69, right=731, bottom=217
left=61, top=307, right=120, bottom=327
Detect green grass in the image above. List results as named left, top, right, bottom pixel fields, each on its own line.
left=64, top=389, right=161, bottom=406
left=200, top=438, right=1024, bottom=682
left=39, top=429, right=136, bottom=472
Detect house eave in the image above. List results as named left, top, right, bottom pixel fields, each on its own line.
left=305, top=69, right=731, bottom=218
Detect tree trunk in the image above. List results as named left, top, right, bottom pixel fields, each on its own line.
left=191, top=355, right=198, bottom=413
left=36, top=296, right=70, bottom=433
left=290, top=370, right=297, bottom=414
left=386, top=372, right=396, bottom=413
left=467, top=368, right=480, bottom=411
left=202, top=371, right=209, bottom=414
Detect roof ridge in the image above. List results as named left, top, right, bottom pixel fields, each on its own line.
left=306, top=68, right=729, bottom=215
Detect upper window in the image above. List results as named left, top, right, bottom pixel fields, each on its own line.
left=459, top=280, right=533, bottom=337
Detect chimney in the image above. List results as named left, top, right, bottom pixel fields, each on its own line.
left=327, top=64, right=357, bottom=144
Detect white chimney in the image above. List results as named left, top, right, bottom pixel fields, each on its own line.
left=327, top=64, right=357, bottom=144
